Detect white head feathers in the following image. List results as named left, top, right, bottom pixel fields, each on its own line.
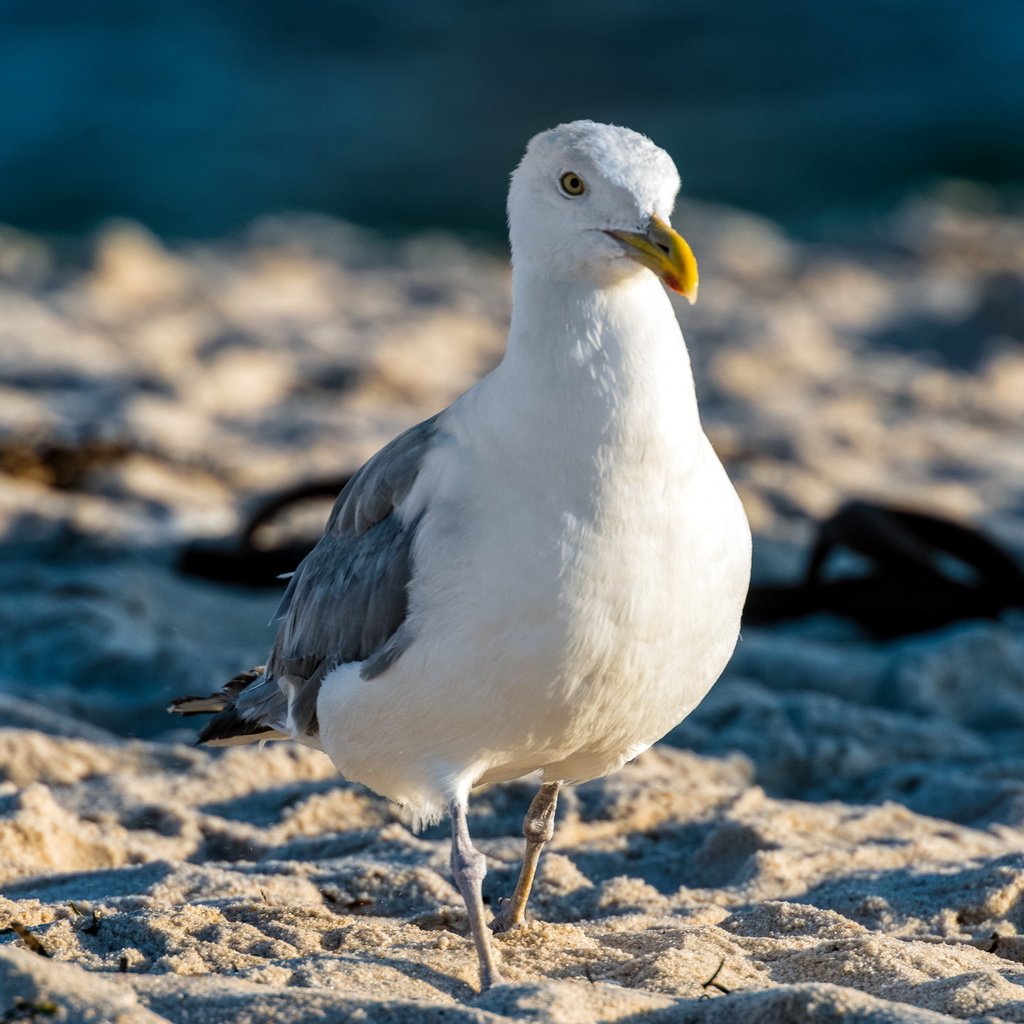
left=507, top=121, right=683, bottom=290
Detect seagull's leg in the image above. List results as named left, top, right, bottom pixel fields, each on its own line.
left=449, top=799, right=503, bottom=989
left=492, top=781, right=561, bottom=933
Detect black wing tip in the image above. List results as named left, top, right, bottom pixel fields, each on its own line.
left=168, top=695, right=228, bottom=716
left=197, top=709, right=284, bottom=747
left=224, top=665, right=267, bottom=692
left=169, top=665, right=275, bottom=746
left=167, top=665, right=267, bottom=718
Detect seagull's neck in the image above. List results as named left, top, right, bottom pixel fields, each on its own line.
left=496, top=267, right=702, bottom=449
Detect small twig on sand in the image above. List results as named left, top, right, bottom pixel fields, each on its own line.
left=7, top=922, right=50, bottom=958
left=701, top=957, right=731, bottom=995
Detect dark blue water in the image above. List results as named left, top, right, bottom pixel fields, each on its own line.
left=2, top=0, right=1023, bottom=239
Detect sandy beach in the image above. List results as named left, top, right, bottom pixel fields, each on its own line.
left=2, top=195, right=1024, bottom=1022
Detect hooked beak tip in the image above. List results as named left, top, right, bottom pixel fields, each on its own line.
left=606, top=214, right=699, bottom=303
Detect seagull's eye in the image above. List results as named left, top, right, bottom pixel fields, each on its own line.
left=559, top=172, right=586, bottom=197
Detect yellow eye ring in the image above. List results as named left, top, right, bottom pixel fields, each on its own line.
left=559, top=172, right=586, bottom=197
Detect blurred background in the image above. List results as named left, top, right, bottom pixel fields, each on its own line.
left=0, top=0, right=1022, bottom=814
left=2, top=0, right=1023, bottom=240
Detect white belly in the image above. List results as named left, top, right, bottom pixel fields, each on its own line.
left=317, top=430, right=751, bottom=823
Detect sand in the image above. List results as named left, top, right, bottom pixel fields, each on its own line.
left=1, top=193, right=1023, bottom=1022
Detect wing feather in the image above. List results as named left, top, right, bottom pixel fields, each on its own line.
left=182, top=413, right=442, bottom=745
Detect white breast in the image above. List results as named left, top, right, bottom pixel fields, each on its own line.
left=316, top=274, right=751, bottom=823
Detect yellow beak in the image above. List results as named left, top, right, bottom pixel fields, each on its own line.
left=605, top=214, right=699, bottom=304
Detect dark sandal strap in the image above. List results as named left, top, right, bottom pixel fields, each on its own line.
left=178, top=476, right=352, bottom=587
left=747, top=500, right=1024, bottom=637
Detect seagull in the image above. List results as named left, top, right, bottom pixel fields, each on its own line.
left=171, top=120, right=751, bottom=990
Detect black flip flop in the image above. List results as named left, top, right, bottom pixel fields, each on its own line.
left=178, top=476, right=352, bottom=587
left=746, top=500, right=1024, bottom=638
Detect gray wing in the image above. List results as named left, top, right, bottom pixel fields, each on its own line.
left=221, top=413, right=443, bottom=742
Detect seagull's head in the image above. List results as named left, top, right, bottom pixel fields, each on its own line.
left=508, top=120, right=698, bottom=303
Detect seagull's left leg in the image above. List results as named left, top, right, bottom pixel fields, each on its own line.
left=449, top=799, right=503, bottom=989
left=492, top=780, right=561, bottom=933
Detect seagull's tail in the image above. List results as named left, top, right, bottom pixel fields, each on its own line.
left=168, top=666, right=289, bottom=747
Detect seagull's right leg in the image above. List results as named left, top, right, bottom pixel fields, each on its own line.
left=449, top=799, right=503, bottom=989
left=492, top=781, right=561, bottom=933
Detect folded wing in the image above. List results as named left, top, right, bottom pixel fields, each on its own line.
left=169, top=413, right=443, bottom=746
